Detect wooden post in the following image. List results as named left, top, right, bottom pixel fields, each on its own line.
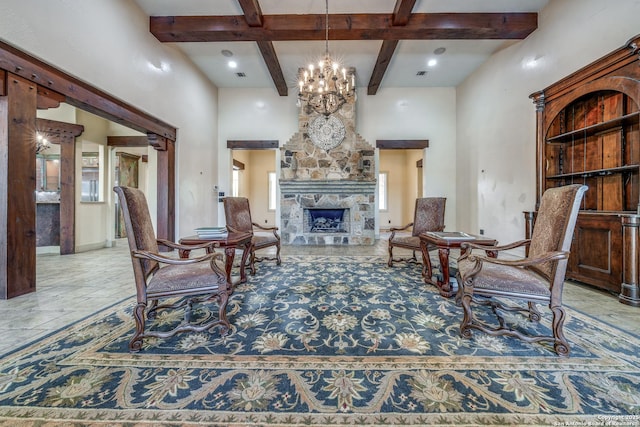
left=59, top=137, right=76, bottom=254
left=150, top=133, right=175, bottom=251
left=0, top=73, right=38, bottom=298
left=620, top=214, right=640, bottom=306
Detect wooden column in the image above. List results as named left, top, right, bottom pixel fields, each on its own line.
left=58, top=137, right=76, bottom=254
left=150, top=133, right=175, bottom=250
left=0, top=73, right=38, bottom=299
left=620, top=214, right=640, bottom=306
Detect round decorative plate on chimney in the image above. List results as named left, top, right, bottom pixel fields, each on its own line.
left=308, top=115, right=346, bottom=151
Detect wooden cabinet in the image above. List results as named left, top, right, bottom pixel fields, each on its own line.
left=527, top=34, right=640, bottom=306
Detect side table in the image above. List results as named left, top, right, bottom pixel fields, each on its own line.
left=420, top=231, right=497, bottom=298
left=179, top=231, right=253, bottom=287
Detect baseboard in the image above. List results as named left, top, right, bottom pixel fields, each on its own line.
left=36, top=246, right=60, bottom=255
left=76, top=240, right=116, bottom=253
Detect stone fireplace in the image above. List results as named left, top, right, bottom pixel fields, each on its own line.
left=279, top=88, right=376, bottom=245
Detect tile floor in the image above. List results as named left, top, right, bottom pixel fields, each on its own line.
left=0, top=237, right=637, bottom=356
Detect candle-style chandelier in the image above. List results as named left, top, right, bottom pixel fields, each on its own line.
left=297, top=0, right=356, bottom=117
left=35, top=133, right=50, bottom=154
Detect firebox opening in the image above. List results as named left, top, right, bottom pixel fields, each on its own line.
left=304, top=208, right=349, bottom=233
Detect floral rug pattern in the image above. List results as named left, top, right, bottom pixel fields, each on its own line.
left=0, top=256, right=639, bottom=426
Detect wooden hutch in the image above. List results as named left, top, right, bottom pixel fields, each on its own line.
left=527, top=34, right=640, bottom=306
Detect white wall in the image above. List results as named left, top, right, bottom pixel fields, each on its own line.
left=456, top=0, right=640, bottom=246
left=217, top=88, right=299, bottom=225
left=218, top=87, right=457, bottom=232
left=0, top=0, right=219, bottom=240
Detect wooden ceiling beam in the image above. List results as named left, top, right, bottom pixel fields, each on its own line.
left=238, top=0, right=288, bottom=96
left=107, top=135, right=149, bottom=147
left=150, top=13, right=537, bottom=42
left=368, top=40, right=398, bottom=95
left=392, top=0, right=418, bottom=26
left=256, top=41, right=287, bottom=96
left=368, top=0, right=417, bottom=95
left=36, top=118, right=84, bottom=144
left=238, top=0, right=263, bottom=27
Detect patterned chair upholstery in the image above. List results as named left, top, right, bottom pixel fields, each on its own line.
left=387, top=197, right=446, bottom=267
left=223, top=197, right=281, bottom=273
left=114, top=186, right=231, bottom=352
left=456, top=184, right=587, bottom=356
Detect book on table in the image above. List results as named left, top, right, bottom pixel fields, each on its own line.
left=194, top=227, right=228, bottom=239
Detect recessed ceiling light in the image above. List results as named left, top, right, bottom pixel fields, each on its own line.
left=221, top=49, right=233, bottom=57
left=228, top=61, right=237, bottom=68
left=427, top=59, right=437, bottom=67
left=434, top=47, right=446, bottom=55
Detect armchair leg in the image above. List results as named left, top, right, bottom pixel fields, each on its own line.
left=275, top=245, right=282, bottom=266
left=216, top=290, right=231, bottom=335
left=249, top=250, right=257, bottom=275
left=551, top=306, right=570, bottom=357
left=387, top=244, right=394, bottom=267
left=528, top=301, right=542, bottom=322
left=459, top=291, right=475, bottom=339
left=129, top=302, right=147, bottom=352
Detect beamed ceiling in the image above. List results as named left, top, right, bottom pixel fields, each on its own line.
left=135, top=0, right=547, bottom=95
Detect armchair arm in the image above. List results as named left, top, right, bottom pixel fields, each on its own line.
left=389, top=222, right=413, bottom=240
left=157, top=238, right=220, bottom=252
left=133, top=250, right=223, bottom=265
left=252, top=222, right=279, bottom=232
left=461, top=239, right=530, bottom=254
left=464, top=250, right=569, bottom=269
left=389, top=222, right=413, bottom=232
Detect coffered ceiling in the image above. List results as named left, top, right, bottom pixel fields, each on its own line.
left=134, top=0, right=548, bottom=95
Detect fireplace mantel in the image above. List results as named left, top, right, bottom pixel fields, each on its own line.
left=280, top=180, right=376, bottom=195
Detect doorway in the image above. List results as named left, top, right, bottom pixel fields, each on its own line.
left=378, top=149, right=424, bottom=230
left=230, top=149, right=278, bottom=228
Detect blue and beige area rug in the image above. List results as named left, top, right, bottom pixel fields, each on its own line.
left=1, top=256, right=639, bottom=426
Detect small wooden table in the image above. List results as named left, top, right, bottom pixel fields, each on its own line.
left=179, top=231, right=253, bottom=287
left=420, top=231, right=497, bottom=298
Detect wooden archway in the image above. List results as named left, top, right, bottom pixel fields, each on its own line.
left=0, top=41, right=177, bottom=299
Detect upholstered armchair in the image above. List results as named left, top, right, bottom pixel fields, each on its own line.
left=114, top=186, right=231, bottom=352
left=223, top=197, right=281, bottom=272
left=456, top=184, right=587, bottom=356
left=387, top=197, right=446, bottom=267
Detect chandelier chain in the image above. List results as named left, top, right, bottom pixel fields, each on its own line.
left=324, top=0, right=329, bottom=56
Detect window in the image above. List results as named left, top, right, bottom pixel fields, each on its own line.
left=268, top=172, right=277, bottom=211
left=81, top=152, right=99, bottom=201
left=232, top=159, right=244, bottom=197
left=232, top=169, right=240, bottom=197
left=379, top=172, right=388, bottom=211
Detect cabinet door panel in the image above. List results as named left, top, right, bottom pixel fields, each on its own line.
left=568, top=142, right=585, bottom=173
left=567, top=215, right=622, bottom=292
left=584, top=134, right=601, bottom=171
left=545, top=145, right=562, bottom=176
left=601, top=130, right=622, bottom=169
left=585, top=96, right=599, bottom=126
left=583, top=177, right=598, bottom=210
left=600, top=175, right=623, bottom=211
left=624, top=171, right=639, bottom=211
left=601, top=92, right=623, bottom=121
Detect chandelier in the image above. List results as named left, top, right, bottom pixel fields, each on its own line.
left=35, top=133, right=50, bottom=154
left=297, top=0, right=355, bottom=117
